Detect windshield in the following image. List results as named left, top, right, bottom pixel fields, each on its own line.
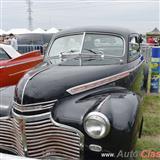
left=48, top=33, right=124, bottom=66
left=0, top=48, right=10, bottom=60
left=49, top=34, right=83, bottom=57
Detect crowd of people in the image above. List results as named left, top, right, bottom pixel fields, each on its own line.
left=0, top=33, right=18, bottom=50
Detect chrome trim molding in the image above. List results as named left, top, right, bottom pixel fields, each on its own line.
left=0, top=107, right=84, bottom=159
left=67, top=59, right=144, bottom=95
left=50, top=114, right=84, bottom=160
left=9, top=69, right=31, bottom=77
left=21, top=76, right=31, bottom=105
left=84, top=111, right=110, bottom=139
left=0, top=66, right=6, bottom=69
left=79, top=32, right=86, bottom=66
left=21, top=67, right=49, bottom=105
left=0, top=57, right=42, bottom=69
left=0, top=116, right=10, bottom=120
left=96, top=95, right=111, bottom=110
left=80, top=32, right=86, bottom=53
left=13, top=100, right=57, bottom=112
left=89, top=144, right=102, bottom=152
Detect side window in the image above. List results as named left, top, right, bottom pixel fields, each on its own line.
left=128, top=35, right=140, bottom=62
left=0, top=48, right=10, bottom=60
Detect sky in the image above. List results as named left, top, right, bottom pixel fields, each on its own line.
left=0, top=0, right=159, bottom=33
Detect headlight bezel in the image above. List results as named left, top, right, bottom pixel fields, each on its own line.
left=84, top=111, right=110, bottom=139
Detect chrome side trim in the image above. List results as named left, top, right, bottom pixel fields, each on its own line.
left=0, top=57, right=42, bottom=69
left=0, top=66, right=6, bottom=69
left=9, top=69, right=31, bottom=76
left=67, top=59, right=144, bottom=95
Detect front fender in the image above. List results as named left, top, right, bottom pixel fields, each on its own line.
left=0, top=86, right=15, bottom=118
left=52, top=86, right=142, bottom=156
left=97, top=90, right=142, bottom=151
left=98, top=91, right=140, bottom=132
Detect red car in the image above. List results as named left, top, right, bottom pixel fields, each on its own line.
left=0, top=44, right=43, bottom=88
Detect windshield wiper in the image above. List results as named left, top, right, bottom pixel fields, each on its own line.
left=59, top=49, right=79, bottom=56
left=83, top=48, right=99, bottom=54
left=47, top=50, right=79, bottom=62
left=83, top=48, right=105, bottom=57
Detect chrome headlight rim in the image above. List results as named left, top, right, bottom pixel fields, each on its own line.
left=84, top=111, right=110, bottom=139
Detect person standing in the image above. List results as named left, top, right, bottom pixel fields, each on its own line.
left=9, top=33, right=18, bottom=50
left=147, top=36, right=155, bottom=44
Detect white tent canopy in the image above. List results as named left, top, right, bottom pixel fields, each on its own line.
left=6, top=28, right=31, bottom=34
left=1, top=27, right=59, bottom=35
left=32, top=28, right=46, bottom=33
left=0, top=29, right=6, bottom=35
left=47, top=27, right=59, bottom=33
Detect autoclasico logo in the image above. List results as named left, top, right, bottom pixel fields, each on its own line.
left=140, top=149, right=160, bottom=159
left=101, top=148, right=160, bottom=159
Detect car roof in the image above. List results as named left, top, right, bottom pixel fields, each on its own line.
left=56, top=26, right=137, bottom=38
left=0, top=44, right=21, bottom=59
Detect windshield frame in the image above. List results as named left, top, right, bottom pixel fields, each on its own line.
left=46, top=31, right=126, bottom=60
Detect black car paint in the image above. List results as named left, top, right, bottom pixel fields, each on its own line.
left=16, top=63, right=128, bottom=104
left=1, top=27, right=144, bottom=159
left=15, top=55, right=143, bottom=105
left=0, top=86, right=15, bottom=117
left=52, top=85, right=142, bottom=159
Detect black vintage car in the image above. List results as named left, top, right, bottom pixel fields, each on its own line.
left=0, top=27, right=146, bottom=160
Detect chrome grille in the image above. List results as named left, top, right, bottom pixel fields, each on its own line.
left=0, top=118, right=24, bottom=156
left=0, top=101, right=84, bottom=160
left=13, top=100, right=57, bottom=112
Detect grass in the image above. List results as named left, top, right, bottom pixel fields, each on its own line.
left=136, top=94, right=160, bottom=160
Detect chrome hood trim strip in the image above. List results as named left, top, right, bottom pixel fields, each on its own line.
left=67, top=59, right=144, bottom=95
left=21, top=67, right=49, bottom=105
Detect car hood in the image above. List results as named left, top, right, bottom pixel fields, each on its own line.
left=15, top=63, right=128, bottom=104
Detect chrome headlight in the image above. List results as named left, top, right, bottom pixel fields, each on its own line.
left=84, top=111, right=110, bottom=139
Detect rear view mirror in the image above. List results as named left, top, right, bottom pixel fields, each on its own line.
left=43, top=43, right=49, bottom=55
left=137, top=35, right=143, bottom=44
